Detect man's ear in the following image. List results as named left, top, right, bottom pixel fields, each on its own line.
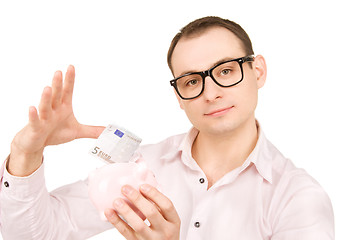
left=173, top=89, right=184, bottom=110
left=253, top=55, right=267, bottom=89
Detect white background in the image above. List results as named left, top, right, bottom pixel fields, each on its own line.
left=0, top=0, right=359, bottom=239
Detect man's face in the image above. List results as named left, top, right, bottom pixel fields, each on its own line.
left=171, top=27, right=266, bottom=136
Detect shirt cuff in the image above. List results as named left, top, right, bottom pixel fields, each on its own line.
left=1, top=156, right=46, bottom=200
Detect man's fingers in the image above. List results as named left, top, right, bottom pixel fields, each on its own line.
left=62, top=65, right=75, bottom=105
left=28, top=106, right=40, bottom=128
left=38, top=86, right=52, bottom=120
left=112, top=198, right=152, bottom=238
left=122, top=185, right=165, bottom=229
left=140, top=184, right=180, bottom=224
left=51, top=71, right=63, bottom=109
left=104, top=208, right=138, bottom=240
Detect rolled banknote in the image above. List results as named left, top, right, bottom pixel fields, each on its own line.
left=88, top=124, right=142, bottom=164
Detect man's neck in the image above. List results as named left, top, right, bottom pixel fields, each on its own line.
left=191, top=117, right=259, bottom=189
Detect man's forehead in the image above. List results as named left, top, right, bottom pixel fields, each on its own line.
left=171, top=28, right=245, bottom=76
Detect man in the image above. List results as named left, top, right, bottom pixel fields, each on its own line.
left=0, top=16, right=334, bottom=239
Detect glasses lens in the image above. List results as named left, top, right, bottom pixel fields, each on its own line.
left=176, top=74, right=203, bottom=99
left=212, top=60, right=242, bottom=86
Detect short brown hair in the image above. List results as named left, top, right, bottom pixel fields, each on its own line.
left=167, top=16, right=254, bottom=74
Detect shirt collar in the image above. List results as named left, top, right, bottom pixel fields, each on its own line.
left=178, top=127, right=199, bottom=153
left=246, top=121, right=273, bottom=183
left=163, top=120, right=273, bottom=183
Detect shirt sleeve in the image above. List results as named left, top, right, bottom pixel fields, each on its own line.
left=0, top=157, right=113, bottom=240
left=270, top=169, right=335, bottom=240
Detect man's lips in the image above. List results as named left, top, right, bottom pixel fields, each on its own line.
left=204, top=106, right=234, bottom=117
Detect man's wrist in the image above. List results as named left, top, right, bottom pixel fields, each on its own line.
left=8, top=145, right=44, bottom=177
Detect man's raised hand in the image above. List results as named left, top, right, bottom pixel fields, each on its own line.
left=8, top=65, right=105, bottom=177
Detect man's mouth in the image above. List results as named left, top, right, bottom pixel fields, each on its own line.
left=204, top=106, right=234, bottom=117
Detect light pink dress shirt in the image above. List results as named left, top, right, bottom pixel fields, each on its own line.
left=0, top=123, right=334, bottom=239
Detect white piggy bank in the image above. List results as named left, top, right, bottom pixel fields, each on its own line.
left=88, top=159, right=158, bottom=221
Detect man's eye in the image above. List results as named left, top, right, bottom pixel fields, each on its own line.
left=186, top=79, right=199, bottom=86
left=221, top=69, right=232, bottom=75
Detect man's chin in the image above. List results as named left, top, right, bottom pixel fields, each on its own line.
left=199, top=123, right=240, bottom=137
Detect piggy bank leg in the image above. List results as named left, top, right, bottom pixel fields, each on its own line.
left=100, top=211, right=108, bottom=221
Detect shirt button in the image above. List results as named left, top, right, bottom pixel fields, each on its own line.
left=4, top=181, right=9, bottom=188
left=199, top=178, right=205, bottom=184
left=194, top=221, right=200, bottom=228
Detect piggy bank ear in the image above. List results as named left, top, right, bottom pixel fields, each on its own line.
left=131, top=152, right=144, bottom=164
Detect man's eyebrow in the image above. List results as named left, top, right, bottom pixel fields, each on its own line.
left=177, top=57, right=236, bottom=77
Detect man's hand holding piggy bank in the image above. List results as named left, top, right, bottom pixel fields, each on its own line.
left=88, top=159, right=181, bottom=239
left=88, top=160, right=158, bottom=221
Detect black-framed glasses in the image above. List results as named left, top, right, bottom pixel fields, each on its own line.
left=170, top=55, right=255, bottom=100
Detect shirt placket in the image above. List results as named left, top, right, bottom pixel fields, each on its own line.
left=185, top=171, right=211, bottom=239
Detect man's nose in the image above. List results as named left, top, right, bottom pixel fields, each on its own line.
left=202, top=76, right=223, bottom=101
